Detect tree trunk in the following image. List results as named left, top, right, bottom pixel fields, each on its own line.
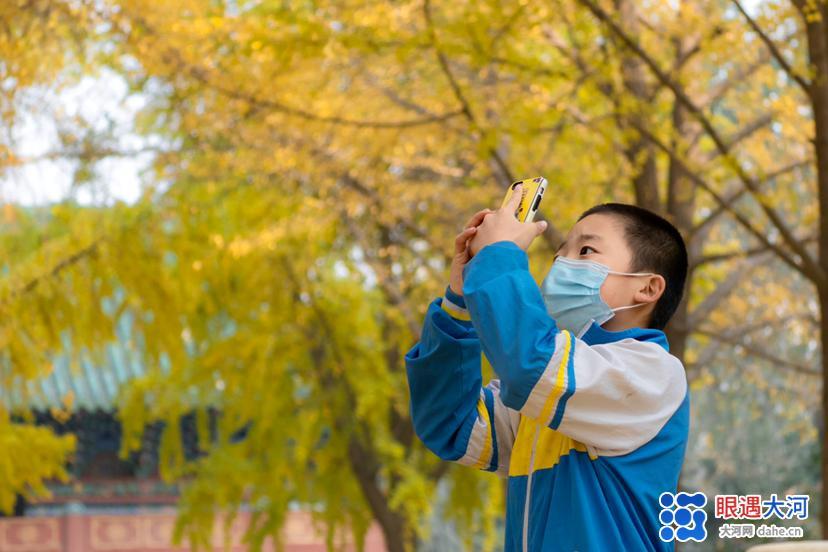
left=819, top=286, right=828, bottom=536
left=799, top=0, right=828, bottom=534
left=614, top=0, right=661, bottom=214
left=664, top=29, right=699, bottom=366
left=665, top=29, right=698, bottom=514
left=347, top=436, right=414, bottom=552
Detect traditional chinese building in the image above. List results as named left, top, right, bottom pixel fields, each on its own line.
left=0, top=326, right=387, bottom=551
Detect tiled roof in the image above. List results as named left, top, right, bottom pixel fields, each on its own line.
left=3, top=312, right=149, bottom=412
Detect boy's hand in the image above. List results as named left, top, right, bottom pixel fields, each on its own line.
left=449, top=208, right=494, bottom=296
left=468, top=184, right=548, bottom=256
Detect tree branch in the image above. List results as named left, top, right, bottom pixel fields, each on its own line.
left=156, top=47, right=463, bottom=130
left=700, top=112, right=774, bottom=164
left=731, top=0, right=811, bottom=95
left=629, top=120, right=805, bottom=274
left=691, top=235, right=816, bottom=269
left=697, top=47, right=775, bottom=108
left=576, top=0, right=823, bottom=285
left=422, top=0, right=514, bottom=185
left=686, top=251, right=770, bottom=329
left=342, top=214, right=422, bottom=338
left=693, top=326, right=819, bottom=376
left=689, top=157, right=812, bottom=240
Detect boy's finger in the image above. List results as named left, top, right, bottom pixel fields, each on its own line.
left=464, top=208, right=493, bottom=229
left=454, top=226, right=477, bottom=253
left=535, top=220, right=548, bottom=235
left=506, top=183, right=523, bottom=215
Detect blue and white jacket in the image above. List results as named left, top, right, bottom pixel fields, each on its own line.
left=405, top=240, right=689, bottom=551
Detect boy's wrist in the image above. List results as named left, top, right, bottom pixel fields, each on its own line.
left=445, top=284, right=467, bottom=308
left=441, top=284, right=470, bottom=321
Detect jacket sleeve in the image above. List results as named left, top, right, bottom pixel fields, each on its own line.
left=405, top=285, right=521, bottom=477
left=462, top=240, right=687, bottom=456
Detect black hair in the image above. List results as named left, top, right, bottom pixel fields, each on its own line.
left=577, top=203, right=688, bottom=330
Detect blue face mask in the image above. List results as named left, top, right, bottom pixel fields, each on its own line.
left=540, top=256, right=655, bottom=338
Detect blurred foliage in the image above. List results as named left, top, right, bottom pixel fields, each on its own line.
left=682, top=255, right=821, bottom=550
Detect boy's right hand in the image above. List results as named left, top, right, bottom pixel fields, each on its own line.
left=449, top=208, right=494, bottom=296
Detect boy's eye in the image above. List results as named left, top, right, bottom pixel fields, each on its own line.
left=579, top=246, right=596, bottom=255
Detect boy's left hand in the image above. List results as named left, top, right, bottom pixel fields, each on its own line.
left=469, top=184, right=548, bottom=256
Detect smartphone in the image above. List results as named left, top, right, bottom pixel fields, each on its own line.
left=500, top=177, right=547, bottom=223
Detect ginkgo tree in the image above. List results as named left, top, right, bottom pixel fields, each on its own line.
left=0, top=0, right=107, bottom=515
left=571, top=0, right=828, bottom=528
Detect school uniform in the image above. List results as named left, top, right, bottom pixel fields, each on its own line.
left=405, top=240, right=689, bottom=551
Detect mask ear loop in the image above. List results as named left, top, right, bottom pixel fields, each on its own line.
left=610, top=302, right=648, bottom=313
left=606, top=269, right=656, bottom=277
left=605, top=272, right=656, bottom=313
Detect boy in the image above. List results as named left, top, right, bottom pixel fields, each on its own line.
left=404, top=186, right=690, bottom=551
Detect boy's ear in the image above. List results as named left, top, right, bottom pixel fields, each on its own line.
left=634, top=274, right=666, bottom=305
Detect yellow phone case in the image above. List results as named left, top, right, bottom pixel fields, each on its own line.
left=500, top=177, right=547, bottom=223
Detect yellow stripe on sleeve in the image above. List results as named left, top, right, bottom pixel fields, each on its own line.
left=538, top=330, right=573, bottom=426
left=472, top=398, right=494, bottom=469
left=441, top=299, right=472, bottom=321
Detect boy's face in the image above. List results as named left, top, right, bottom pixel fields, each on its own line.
left=554, top=213, right=665, bottom=329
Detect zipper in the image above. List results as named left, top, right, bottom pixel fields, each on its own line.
left=522, top=423, right=541, bottom=552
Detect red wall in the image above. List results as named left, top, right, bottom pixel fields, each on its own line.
left=0, top=510, right=387, bottom=551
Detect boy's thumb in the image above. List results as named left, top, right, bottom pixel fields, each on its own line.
left=535, top=220, right=548, bottom=234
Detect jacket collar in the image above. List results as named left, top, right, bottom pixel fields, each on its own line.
left=580, top=321, right=670, bottom=352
